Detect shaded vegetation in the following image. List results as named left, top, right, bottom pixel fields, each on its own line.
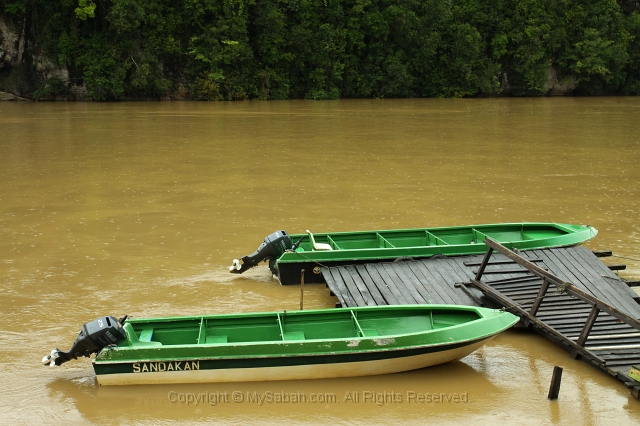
left=2, top=0, right=640, bottom=100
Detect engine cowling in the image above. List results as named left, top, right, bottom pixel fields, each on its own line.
left=43, top=316, right=127, bottom=367
left=229, top=230, right=293, bottom=275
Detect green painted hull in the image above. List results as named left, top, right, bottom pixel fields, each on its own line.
left=276, top=222, right=596, bottom=284
left=93, top=305, right=518, bottom=385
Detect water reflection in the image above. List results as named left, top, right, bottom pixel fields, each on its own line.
left=47, top=361, right=500, bottom=425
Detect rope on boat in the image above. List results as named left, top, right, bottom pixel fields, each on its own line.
left=601, top=274, right=625, bottom=281
left=287, top=250, right=331, bottom=269
left=555, top=282, right=570, bottom=294
left=588, top=226, right=640, bottom=262
left=611, top=254, right=640, bottom=262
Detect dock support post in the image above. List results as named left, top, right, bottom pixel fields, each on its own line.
left=300, top=269, right=305, bottom=310
left=548, top=366, right=563, bottom=400
left=529, top=278, right=550, bottom=317
left=475, top=247, right=494, bottom=281
left=571, top=305, right=600, bottom=359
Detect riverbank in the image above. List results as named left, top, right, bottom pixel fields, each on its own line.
left=2, top=1, right=640, bottom=101
left=0, top=90, right=28, bottom=100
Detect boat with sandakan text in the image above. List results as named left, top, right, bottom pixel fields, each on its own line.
left=43, top=305, right=518, bottom=386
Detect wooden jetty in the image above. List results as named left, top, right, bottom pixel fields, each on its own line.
left=321, top=242, right=640, bottom=398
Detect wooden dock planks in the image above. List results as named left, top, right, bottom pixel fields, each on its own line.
left=323, top=247, right=640, bottom=315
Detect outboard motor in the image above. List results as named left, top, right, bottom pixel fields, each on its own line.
left=230, top=230, right=293, bottom=275
left=42, top=316, right=127, bottom=367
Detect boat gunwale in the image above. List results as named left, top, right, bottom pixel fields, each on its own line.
left=121, top=304, right=495, bottom=324
left=92, top=333, right=503, bottom=365
left=287, top=222, right=593, bottom=241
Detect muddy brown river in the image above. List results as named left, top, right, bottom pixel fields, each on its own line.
left=1, top=98, right=639, bottom=424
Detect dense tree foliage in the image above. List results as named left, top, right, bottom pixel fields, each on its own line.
left=2, top=0, right=639, bottom=100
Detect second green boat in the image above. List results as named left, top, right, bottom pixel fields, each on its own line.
left=230, top=223, right=597, bottom=284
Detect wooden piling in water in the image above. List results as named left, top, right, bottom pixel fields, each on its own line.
left=548, top=366, right=563, bottom=400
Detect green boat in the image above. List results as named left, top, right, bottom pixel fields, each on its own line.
left=230, top=223, right=597, bottom=284
left=43, top=305, right=518, bottom=385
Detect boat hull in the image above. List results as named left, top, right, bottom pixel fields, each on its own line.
left=275, top=223, right=597, bottom=284
left=92, top=305, right=518, bottom=386
left=95, top=338, right=490, bottom=385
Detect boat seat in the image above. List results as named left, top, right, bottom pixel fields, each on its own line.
left=362, top=329, right=379, bottom=337
left=306, top=230, right=332, bottom=251
left=124, top=323, right=161, bottom=346
left=139, top=329, right=154, bottom=342
left=283, top=331, right=306, bottom=341
left=206, top=335, right=228, bottom=344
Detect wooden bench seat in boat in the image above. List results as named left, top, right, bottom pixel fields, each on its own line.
left=139, top=329, right=154, bottom=342
left=124, top=324, right=162, bottom=346
left=282, top=331, right=306, bottom=341
left=205, top=335, right=228, bottom=344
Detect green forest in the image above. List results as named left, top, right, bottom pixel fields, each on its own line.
left=2, top=0, right=640, bottom=100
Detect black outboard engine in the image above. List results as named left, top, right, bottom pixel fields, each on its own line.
left=230, top=230, right=293, bottom=275
left=43, top=316, right=127, bottom=367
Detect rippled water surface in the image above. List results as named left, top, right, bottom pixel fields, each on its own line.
left=1, top=98, right=639, bottom=424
